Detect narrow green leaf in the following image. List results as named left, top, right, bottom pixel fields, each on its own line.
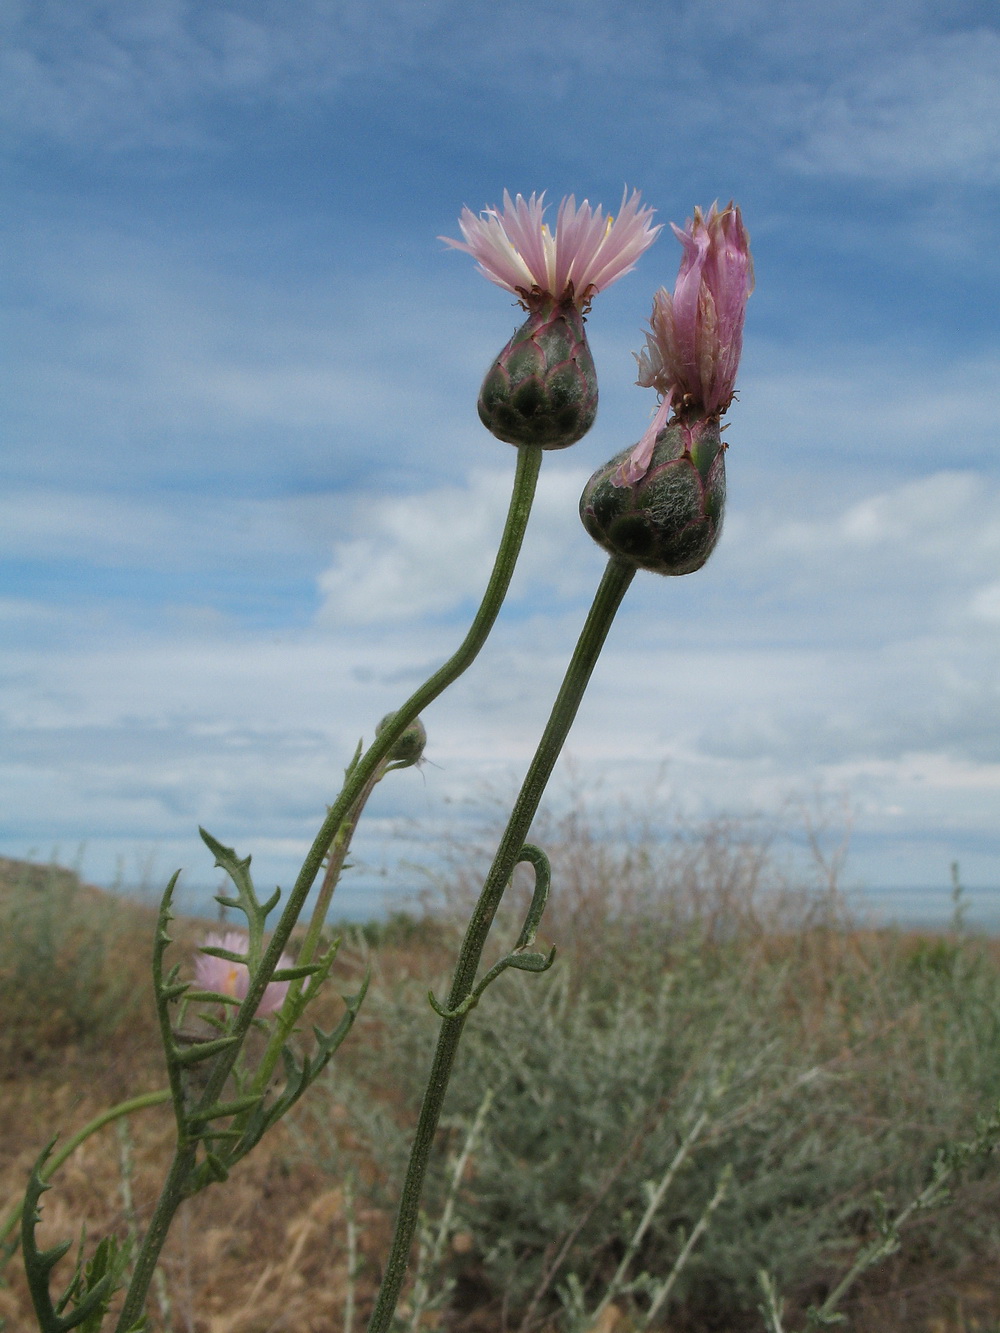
left=204, top=1153, right=229, bottom=1183
left=506, top=947, right=556, bottom=974
left=184, top=989, right=242, bottom=1006
left=271, top=963, right=322, bottom=981
left=170, top=1034, right=239, bottom=1066
left=158, top=982, right=190, bottom=1001
left=198, top=945, right=247, bottom=964
left=198, top=827, right=259, bottom=912
left=187, top=1094, right=263, bottom=1125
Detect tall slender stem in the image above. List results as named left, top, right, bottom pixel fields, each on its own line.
left=211, top=443, right=544, bottom=1062
left=366, top=556, right=636, bottom=1333
left=252, top=761, right=387, bottom=1095
left=115, top=445, right=543, bottom=1332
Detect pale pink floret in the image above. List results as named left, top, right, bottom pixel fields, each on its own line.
left=441, top=189, right=661, bottom=306
left=619, top=202, right=753, bottom=485
left=636, top=201, right=753, bottom=414
left=195, top=930, right=292, bottom=1016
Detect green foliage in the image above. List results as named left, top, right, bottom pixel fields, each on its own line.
left=150, top=851, right=365, bottom=1197
left=21, top=1145, right=136, bottom=1333
left=295, top=891, right=1000, bottom=1330
left=346, top=911, right=448, bottom=951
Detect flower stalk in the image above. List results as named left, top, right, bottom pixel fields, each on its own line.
left=113, top=444, right=545, bottom=1331
left=366, top=555, right=636, bottom=1333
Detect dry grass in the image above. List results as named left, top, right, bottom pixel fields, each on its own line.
left=2, top=842, right=1000, bottom=1333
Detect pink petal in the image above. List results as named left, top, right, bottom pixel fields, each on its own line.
left=612, top=394, right=673, bottom=486
left=442, top=187, right=660, bottom=305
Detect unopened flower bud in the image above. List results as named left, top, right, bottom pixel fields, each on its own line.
left=478, top=299, right=597, bottom=449
left=376, top=712, right=427, bottom=768
left=580, top=417, right=726, bottom=576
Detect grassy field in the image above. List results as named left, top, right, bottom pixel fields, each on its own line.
left=2, top=822, right=1000, bottom=1333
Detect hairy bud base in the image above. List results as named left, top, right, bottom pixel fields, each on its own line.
left=478, top=300, right=598, bottom=450
left=580, top=418, right=726, bottom=575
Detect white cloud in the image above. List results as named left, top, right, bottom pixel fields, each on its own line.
left=0, top=0, right=451, bottom=147
left=970, top=581, right=1000, bottom=623
left=785, top=28, right=1000, bottom=183
left=316, top=466, right=592, bottom=623
left=9, top=0, right=989, bottom=195
left=6, top=457, right=1000, bottom=902
left=763, top=470, right=1000, bottom=576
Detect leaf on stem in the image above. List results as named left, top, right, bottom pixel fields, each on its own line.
left=199, top=827, right=262, bottom=918
left=22, top=1145, right=131, bottom=1333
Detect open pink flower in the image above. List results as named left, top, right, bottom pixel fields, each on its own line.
left=442, top=189, right=660, bottom=308
left=618, top=202, right=753, bottom=485
left=195, top=930, right=292, bottom=1016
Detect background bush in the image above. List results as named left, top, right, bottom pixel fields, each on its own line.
left=292, top=815, right=1000, bottom=1332
left=0, top=857, right=155, bottom=1072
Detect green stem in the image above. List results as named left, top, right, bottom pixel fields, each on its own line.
left=117, top=1143, right=197, bottom=1330
left=366, top=556, right=636, bottom=1333
left=299, top=763, right=387, bottom=972
left=252, top=760, right=387, bottom=1095
left=115, top=445, right=544, bottom=1332
left=220, top=443, right=544, bottom=1055
left=0, top=1089, right=170, bottom=1265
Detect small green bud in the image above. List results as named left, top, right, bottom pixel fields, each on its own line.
left=580, top=417, right=726, bottom=576
left=376, top=713, right=427, bottom=768
left=478, top=298, right=598, bottom=450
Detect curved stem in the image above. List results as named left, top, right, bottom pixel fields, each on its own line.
left=252, top=759, right=388, bottom=1095
left=366, top=556, right=636, bottom=1333
left=115, top=445, right=544, bottom=1332
left=216, top=443, right=544, bottom=1062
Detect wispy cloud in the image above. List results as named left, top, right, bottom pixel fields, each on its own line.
left=317, top=467, right=593, bottom=624
left=785, top=28, right=1000, bottom=183
left=5, top=458, right=999, bottom=892
left=1, top=0, right=450, bottom=148
left=10, top=0, right=996, bottom=199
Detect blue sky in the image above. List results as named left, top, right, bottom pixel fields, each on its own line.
left=4, top=0, right=1000, bottom=921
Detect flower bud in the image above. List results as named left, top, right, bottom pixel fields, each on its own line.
left=478, top=298, right=598, bottom=449
left=376, top=712, right=427, bottom=768
left=580, top=417, right=726, bottom=576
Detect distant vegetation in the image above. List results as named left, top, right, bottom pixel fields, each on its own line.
left=2, top=817, right=1000, bottom=1332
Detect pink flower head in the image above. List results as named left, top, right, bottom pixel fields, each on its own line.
left=637, top=201, right=753, bottom=413
left=618, top=202, right=753, bottom=485
left=441, top=189, right=661, bottom=309
left=194, top=930, right=292, bottom=1017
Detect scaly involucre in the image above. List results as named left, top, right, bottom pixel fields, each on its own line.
left=636, top=201, right=754, bottom=416
left=442, top=189, right=661, bottom=307
left=195, top=930, right=292, bottom=1016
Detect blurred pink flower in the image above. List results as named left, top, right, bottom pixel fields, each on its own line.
left=619, top=202, right=753, bottom=484
left=195, top=930, right=291, bottom=1016
left=442, top=189, right=660, bottom=308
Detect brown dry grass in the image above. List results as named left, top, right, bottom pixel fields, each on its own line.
left=3, top=852, right=1000, bottom=1333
